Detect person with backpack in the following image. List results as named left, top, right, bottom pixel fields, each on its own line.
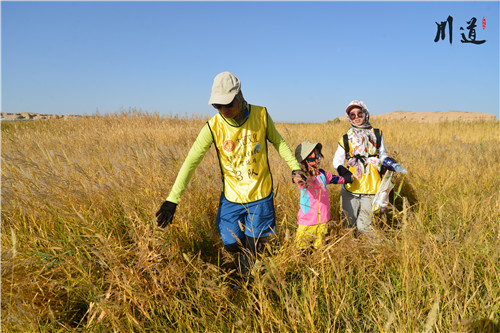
left=332, top=100, right=389, bottom=235
left=155, top=71, right=303, bottom=276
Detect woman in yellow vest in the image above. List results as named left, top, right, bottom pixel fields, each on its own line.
left=156, top=72, right=302, bottom=276
left=333, top=100, right=388, bottom=235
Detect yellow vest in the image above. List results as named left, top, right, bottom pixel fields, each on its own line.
left=208, top=105, right=272, bottom=203
left=340, top=128, right=381, bottom=195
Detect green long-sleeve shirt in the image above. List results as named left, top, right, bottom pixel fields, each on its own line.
left=166, top=109, right=300, bottom=204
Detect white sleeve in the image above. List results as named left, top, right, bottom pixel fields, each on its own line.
left=332, top=143, right=346, bottom=170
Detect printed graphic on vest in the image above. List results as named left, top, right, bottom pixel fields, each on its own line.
left=236, top=134, right=259, bottom=148
left=224, top=137, right=263, bottom=183
left=223, top=140, right=235, bottom=152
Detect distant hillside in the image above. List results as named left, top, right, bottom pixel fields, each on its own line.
left=332, top=111, right=498, bottom=123
left=2, top=110, right=498, bottom=123
left=1, top=112, right=84, bottom=121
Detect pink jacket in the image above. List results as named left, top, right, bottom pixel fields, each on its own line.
left=297, top=169, right=344, bottom=226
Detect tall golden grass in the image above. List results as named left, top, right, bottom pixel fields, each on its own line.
left=1, top=110, right=499, bottom=332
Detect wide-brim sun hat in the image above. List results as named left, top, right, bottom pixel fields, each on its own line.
left=295, top=141, right=322, bottom=163
left=208, top=72, right=241, bottom=105
left=345, top=100, right=368, bottom=115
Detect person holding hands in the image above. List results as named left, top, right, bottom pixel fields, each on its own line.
left=333, top=100, right=392, bottom=235
left=294, top=141, right=346, bottom=250
left=156, top=71, right=303, bottom=275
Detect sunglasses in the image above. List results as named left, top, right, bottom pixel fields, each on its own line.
left=212, top=100, right=235, bottom=110
left=349, top=111, right=364, bottom=120
left=305, top=152, right=323, bottom=163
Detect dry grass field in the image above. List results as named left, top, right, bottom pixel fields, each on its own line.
left=1, top=111, right=499, bottom=332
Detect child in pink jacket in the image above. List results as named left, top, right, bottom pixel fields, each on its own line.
left=293, top=141, right=346, bottom=250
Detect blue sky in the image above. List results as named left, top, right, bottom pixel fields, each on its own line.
left=2, top=1, right=499, bottom=122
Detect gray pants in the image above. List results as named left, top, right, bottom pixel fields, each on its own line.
left=341, top=188, right=374, bottom=234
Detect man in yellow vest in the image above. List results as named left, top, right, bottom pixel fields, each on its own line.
left=156, top=72, right=302, bottom=275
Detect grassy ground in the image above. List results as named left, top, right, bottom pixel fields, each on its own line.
left=1, top=112, right=499, bottom=332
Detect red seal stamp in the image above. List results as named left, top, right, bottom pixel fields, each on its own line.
left=223, top=140, right=235, bottom=152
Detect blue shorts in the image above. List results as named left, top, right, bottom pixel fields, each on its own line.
left=216, top=192, right=276, bottom=245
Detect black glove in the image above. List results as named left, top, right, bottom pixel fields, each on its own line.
left=337, top=165, right=354, bottom=183
left=292, top=169, right=307, bottom=184
left=156, top=201, right=177, bottom=228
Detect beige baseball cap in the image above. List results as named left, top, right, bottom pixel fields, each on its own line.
left=295, top=141, right=322, bottom=163
left=208, top=72, right=241, bottom=105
